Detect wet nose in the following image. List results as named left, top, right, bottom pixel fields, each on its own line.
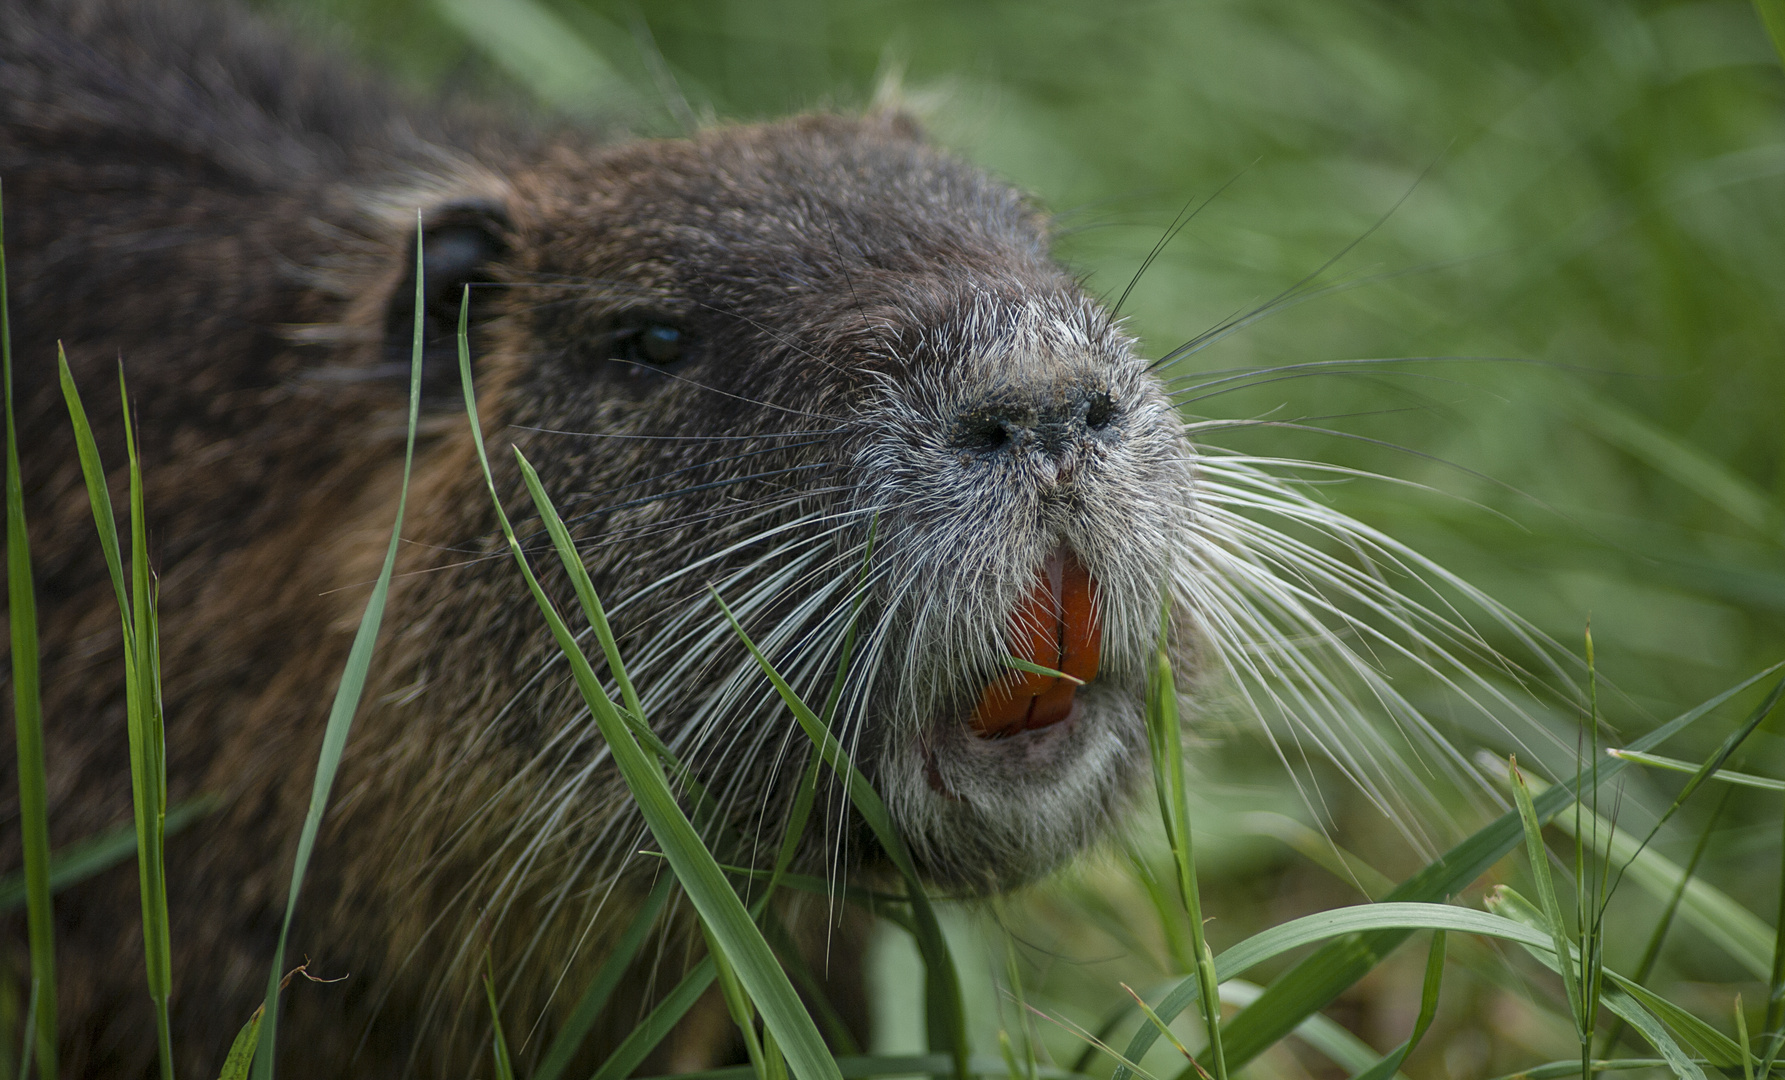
left=949, top=382, right=1115, bottom=460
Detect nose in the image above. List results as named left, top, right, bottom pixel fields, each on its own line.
left=949, top=381, right=1115, bottom=460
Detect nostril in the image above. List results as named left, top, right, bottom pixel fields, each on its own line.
left=951, top=410, right=1017, bottom=453
left=1084, top=391, right=1115, bottom=431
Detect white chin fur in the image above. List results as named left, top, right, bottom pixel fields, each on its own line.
left=877, top=683, right=1148, bottom=893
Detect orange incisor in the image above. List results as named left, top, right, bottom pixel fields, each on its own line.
left=970, top=546, right=1101, bottom=737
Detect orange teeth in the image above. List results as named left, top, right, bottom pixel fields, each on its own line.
left=969, top=547, right=1102, bottom=738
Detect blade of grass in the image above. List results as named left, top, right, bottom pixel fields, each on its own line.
left=1605, top=750, right=1785, bottom=792
left=462, top=337, right=839, bottom=1080
left=1611, top=676, right=1785, bottom=900
left=1509, top=758, right=1587, bottom=1067
left=1737, top=995, right=1755, bottom=1080
left=1346, top=931, right=1444, bottom=1080
left=1484, top=756, right=1773, bottom=980
left=1002, top=936, right=1038, bottom=1080
left=636, top=1054, right=1093, bottom=1080
left=583, top=858, right=851, bottom=1076
left=532, top=871, right=677, bottom=1080
left=0, top=796, right=215, bottom=935
left=1, top=180, right=57, bottom=1080
left=1756, top=0, right=1785, bottom=70
left=55, top=350, right=126, bottom=618
left=1001, top=656, right=1085, bottom=685
left=759, top=911, right=861, bottom=1055
left=16, top=982, right=35, bottom=1080
left=119, top=366, right=175, bottom=1080
left=709, top=590, right=969, bottom=1079
left=704, top=918, right=773, bottom=1080
left=1146, top=603, right=1224, bottom=1080
left=215, top=1008, right=262, bottom=1080
left=1112, top=901, right=1705, bottom=1079
left=1124, top=837, right=1195, bottom=972
left=1609, top=788, right=1730, bottom=1061
left=1607, top=972, right=1747, bottom=1068
left=1121, top=983, right=1201, bottom=1074
left=248, top=211, right=431, bottom=1080
left=1218, top=979, right=1389, bottom=1076
left=1484, top=887, right=1707, bottom=1080
left=1761, top=793, right=1785, bottom=1076
left=588, top=956, right=718, bottom=1080
left=1484, top=1061, right=1668, bottom=1080
left=63, top=355, right=179, bottom=1080
left=484, top=954, right=517, bottom=1080
left=1208, top=664, right=1784, bottom=1073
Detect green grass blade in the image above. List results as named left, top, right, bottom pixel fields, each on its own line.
left=214, top=1008, right=262, bottom=1080
left=532, top=871, right=677, bottom=1080
left=2, top=180, right=58, bottom=1080
left=1345, top=931, right=1444, bottom=1080
left=1606, top=750, right=1785, bottom=792
left=107, top=366, right=174, bottom=1080
left=709, top=590, right=969, bottom=1078
left=1762, top=795, right=1785, bottom=1076
left=0, top=796, right=216, bottom=913
left=1208, top=663, right=1783, bottom=1072
left=588, top=956, right=718, bottom=1080
left=1757, top=0, right=1785, bottom=69
left=761, top=1024, right=789, bottom=1080
left=1121, top=983, right=1197, bottom=1068
left=758, top=913, right=861, bottom=1056
left=1001, top=656, right=1085, bottom=685
left=1484, top=1062, right=1668, bottom=1080
left=1002, top=937, right=1038, bottom=1080
left=703, top=918, right=771, bottom=1080
left=1146, top=604, right=1224, bottom=1080
left=1737, top=995, right=1755, bottom=1080
left=1485, top=887, right=1706, bottom=1080
left=1216, top=980, right=1384, bottom=1076
left=16, top=981, right=36, bottom=1080
left=248, top=212, right=431, bottom=1080
left=1604, top=972, right=1746, bottom=1069
left=635, top=1054, right=1091, bottom=1080
left=514, top=444, right=646, bottom=727
left=459, top=328, right=839, bottom=1080
left=1509, top=759, right=1586, bottom=1044
left=1616, top=676, right=1785, bottom=886
left=484, top=956, right=517, bottom=1080
left=1124, top=837, right=1195, bottom=973
left=1527, top=777, right=1772, bottom=980
left=56, top=349, right=127, bottom=626
left=1113, top=901, right=1701, bottom=1078
left=1598, top=790, right=1729, bottom=1059
left=762, top=518, right=874, bottom=906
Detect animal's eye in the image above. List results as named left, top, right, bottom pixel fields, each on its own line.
left=611, top=320, right=687, bottom=369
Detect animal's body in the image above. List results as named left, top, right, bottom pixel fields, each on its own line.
left=2, top=0, right=1204, bottom=1074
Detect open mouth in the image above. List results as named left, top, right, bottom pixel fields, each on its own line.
left=969, top=546, right=1102, bottom=738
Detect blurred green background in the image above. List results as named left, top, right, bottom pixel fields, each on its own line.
left=252, top=0, right=1785, bottom=1074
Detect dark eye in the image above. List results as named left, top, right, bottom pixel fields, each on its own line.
left=611, top=320, right=686, bottom=370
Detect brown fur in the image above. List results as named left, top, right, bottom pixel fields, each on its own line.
left=1, top=0, right=1190, bottom=1075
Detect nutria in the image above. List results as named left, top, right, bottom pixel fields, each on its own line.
left=0, top=0, right=1199, bottom=1072
left=1, top=0, right=1547, bottom=1076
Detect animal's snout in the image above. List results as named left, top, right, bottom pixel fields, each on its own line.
left=948, top=381, right=1116, bottom=461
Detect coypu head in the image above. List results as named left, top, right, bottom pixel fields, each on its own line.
left=361, top=113, right=1193, bottom=907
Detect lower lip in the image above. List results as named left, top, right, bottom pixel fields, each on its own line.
left=969, top=547, right=1102, bottom=738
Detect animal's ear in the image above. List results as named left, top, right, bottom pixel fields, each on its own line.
left=382, top=199, right=512, bottom=402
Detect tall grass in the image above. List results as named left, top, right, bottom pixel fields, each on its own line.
left=2, top=180, right=57, bottom=1080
